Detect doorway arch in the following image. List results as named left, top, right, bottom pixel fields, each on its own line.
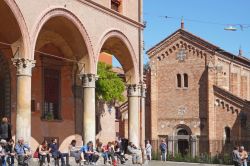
left=174, top=124, right=192, bottom=156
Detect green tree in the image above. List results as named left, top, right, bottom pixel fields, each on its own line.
left=96, top=62, right=125, bottom=103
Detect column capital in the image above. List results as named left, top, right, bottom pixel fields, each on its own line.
left=127, top=84, right=140, bottom=97
left=141, top=83, right=146, bottom=98
left=80, top=73, right=97, bottom=88
left=12, top=58, right=36, bottom=76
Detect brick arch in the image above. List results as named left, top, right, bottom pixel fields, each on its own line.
left=2, top=0, right=31, bottom=58
left=96, top=29, right=139, bottom=84
left=31, top=7, right=94, bottom=73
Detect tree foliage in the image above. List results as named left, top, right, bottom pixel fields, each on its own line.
left=96, top=62, right=125, bottom=102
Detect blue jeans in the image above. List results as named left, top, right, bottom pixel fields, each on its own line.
left=1, top=156, right=6, bottom=166
left=161, top=151, right=166, bottom=161
left=6, top=156, right=14, bottom=166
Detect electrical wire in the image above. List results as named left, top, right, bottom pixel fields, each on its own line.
left=144, top=13, right=250, bottom=29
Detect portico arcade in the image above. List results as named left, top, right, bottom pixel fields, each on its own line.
left=0, top=0, right=144, bottom=150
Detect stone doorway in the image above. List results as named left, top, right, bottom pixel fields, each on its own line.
left=177, top=128, right=190, bottom=156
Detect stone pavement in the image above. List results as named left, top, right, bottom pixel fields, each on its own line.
left=24, top=159, right=233, bottom=166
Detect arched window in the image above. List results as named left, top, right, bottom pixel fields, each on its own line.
left=184, top=73, right=188, bottom=88
left=177, top=74, right=182, bottom=88
left=225, top=127, right=231, bottom=143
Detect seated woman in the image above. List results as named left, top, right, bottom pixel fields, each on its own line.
left=38, top=140, right=51, bottom=166
left=68, top=140, right=82, bottom=163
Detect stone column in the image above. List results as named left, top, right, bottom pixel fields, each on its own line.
left=127, top=84, right=140, bottom=147
left=168, top=136, right=174, bottom=156
left=81, top=74, right=96, bottom=145
left=140, top=84, right=146, bottom=147
left=190, top=135, right=197, bottom=157
left=12, top=58, right=35, bottom=143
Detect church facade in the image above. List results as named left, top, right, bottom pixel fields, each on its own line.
left=0, top=0, right=145, bottom=152
left=146, top=24, right=250, bottom=156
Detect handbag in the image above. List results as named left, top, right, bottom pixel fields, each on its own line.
left=33, top=151, right=39, bottom=158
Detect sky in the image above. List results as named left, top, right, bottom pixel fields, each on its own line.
left=113, top=0, right=250, bottom=66
left=143, top=0, right=250, bottom=63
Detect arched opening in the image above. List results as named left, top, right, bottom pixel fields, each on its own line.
left=184, top=73, right=188, bottom=88
left=0, top=1, right=26, bottom=122
left=172, top=124, right=193, bottom=156
left=176, top=127, right=190, bottom=156
left=225, top=127, right=230, bottom=144
left=177, top=74, right=182, bottom=88
left=32, top=14, right=91, bottom=147
left=96, top=30, right=138, bottom=144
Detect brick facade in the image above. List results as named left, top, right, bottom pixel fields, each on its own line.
left=147, top=28, right=250, bottom=156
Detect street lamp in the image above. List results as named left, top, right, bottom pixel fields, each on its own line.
left=224, top=25, right=237, bottom=31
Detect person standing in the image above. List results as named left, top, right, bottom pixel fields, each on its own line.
left=159, top=139, right=167, bottom=161
left=232, top=146, right=241, bottom=166
left=0, top=117, right=12, bottom=141
left=145, top=140, right=152, bottom=161
left=239, top=146, right=248, bottom=166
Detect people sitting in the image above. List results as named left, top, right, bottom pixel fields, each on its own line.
left=101, top=142, right=113, bottom=165
left=127, top=142, right=141, bottom=164
left=38, top=140, right=51, bottom=166
left=114, top=141, right=126, bottom=164
left=80, top=141, right=99, bottom=165
left=14, top=137, right=32, bottom=166
left=5, top=139, right=15, bottom=166
left=68, top=140, right=82, bottom=163
left=0, top=139, right=7, bottom=165
left=49, top=138, right=70, bottom=166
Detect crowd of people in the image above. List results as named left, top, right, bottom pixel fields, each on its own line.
left=232, top=146, right=249, bottom=166
left=1, top=115, right=249, bottom=166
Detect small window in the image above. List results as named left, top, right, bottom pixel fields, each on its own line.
left=177, top=74, right=182, bottom=88
left=111, top=0, right=120, bottom=12
left=184, top=73, right=188, bottom=88
left=225, top=127, right=230, bottom=143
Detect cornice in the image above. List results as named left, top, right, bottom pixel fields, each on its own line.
left=77, top=0, right=144, bottom=29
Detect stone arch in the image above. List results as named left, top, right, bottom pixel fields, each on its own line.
left=174, top=124, right=192, bottom=135
left=96, top=29, right=139, bottom=84
left=1, top=0, right=30, bottom=57
left=31, top=7, right=94, bottom=73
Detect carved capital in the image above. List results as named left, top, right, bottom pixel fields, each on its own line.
left=12, top=58, right=36, bottom=76
left=80, top=74, right=97, bottom=88
left=127, top=84, right=140, bottom=97
left=141, top=83, right=146, bottom=98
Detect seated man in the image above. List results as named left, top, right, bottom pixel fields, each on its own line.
left=80, top=141, right=99, bottom=164
left=5, top=139, right=15, bottom=166
left=49, top=138, right=70, bottom=166
left=14, top=138, right=32, bottom=166
left=127, top=142, right=141, bottom=164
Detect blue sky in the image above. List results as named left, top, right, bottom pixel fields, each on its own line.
left=113, top=0, right=250, bottom=66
